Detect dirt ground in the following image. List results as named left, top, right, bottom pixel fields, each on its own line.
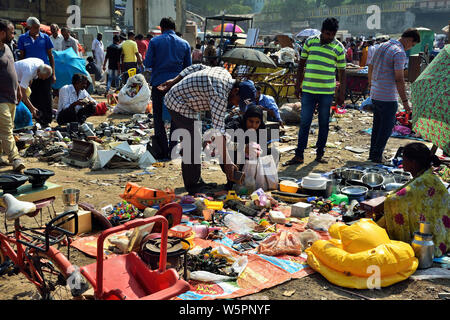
left=0, top=94, right=448, bottom=300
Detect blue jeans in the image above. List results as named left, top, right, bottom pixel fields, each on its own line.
left=106, top=69, right=119, bottom=92
left=369, top=99, right=398, bottom=160
left=295, top=92, right=334, bottom=158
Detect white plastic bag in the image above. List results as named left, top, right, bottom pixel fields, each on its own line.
left=114, top=74, right=151, bottom=114
left=243, top=161, right=257, bottom=191
left=189, top=271, right=236, bottom=282
left=259, top=155, right=278, bottom=190
left=231, top=256, right=248, bottom=277
left=307, top=212, right=338, bottom=231
left=223, top=212, right=257, bottom=234
left=255, top=157, right=268, bottom=191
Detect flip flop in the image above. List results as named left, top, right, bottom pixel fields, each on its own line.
left=282, top=158, right=304, bottom=167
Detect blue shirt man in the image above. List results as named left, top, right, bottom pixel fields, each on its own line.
left=17, top=17, right=55, bottom=127
left=144, top=29, right=191, bottom=87
left=258, top=93, right=282, bottom=123
left=17, top=31, right=54, bottom=65
left=143, top=17, right=191, bottom=160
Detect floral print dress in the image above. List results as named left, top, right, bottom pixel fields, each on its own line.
left=381, top=169, right=450, bottom=257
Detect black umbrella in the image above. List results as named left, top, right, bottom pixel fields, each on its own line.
left=222, top=47, right=277, bottom=69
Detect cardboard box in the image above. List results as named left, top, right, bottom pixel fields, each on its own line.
left=291, top=202, right=312, bottom=218
left=56, top=210, right=92, bottom=235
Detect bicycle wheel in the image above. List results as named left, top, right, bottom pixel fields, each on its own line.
left=31, top=252, right=75, bottom=300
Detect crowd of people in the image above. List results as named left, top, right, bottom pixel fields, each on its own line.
left=0, top=15, right=446, bottom=191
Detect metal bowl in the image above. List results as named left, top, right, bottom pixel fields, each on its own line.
left=330, top=168, right=346, bottom=179
left=341, top=186, right=369, bottom=197
left=362, top=173, right=385, bottom=188
left=343, top=169, right=365, bottom=181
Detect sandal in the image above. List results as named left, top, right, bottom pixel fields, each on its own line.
left=282, top=157, right=304, bottom=167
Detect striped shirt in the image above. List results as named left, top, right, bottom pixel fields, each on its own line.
left=369, top=40, right=406, bottom=102
left=300, top=36, right=346, bottom=95
left=164, top=64, right=235, bottom=132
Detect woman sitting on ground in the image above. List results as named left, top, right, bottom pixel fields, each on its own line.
left=221, top=105, right=278, bottom=190
left=378, top=142, right=449, bottom=257
left=56, top=73, right=97, bottom=125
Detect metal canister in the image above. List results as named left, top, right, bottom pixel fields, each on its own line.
left=419, top=222, right=432, bottom=234
left=411, top=231, right=435, bottom=269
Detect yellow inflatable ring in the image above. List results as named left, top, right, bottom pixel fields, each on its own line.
left=305, top=219, right=418, bottom=289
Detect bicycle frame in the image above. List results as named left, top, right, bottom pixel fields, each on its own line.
left=0, top=212, right=78, bottom=294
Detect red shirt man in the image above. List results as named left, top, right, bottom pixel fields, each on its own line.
left=135, top=34, right=148, bottom=60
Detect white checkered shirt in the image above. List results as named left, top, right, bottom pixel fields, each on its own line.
left=164, top=64, right=235, bottom=132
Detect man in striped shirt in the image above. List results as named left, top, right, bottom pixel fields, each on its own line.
left=285, top=18, right=346, bottom=166
left=368, top=28, right=420, bottom=163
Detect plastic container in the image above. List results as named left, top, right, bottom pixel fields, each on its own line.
left=329, top=193, right=350, bottom=205
left=301, top=173, right=329, bottom=190
left=280, top=180, right=299, bottom=193
left=168, top=225, right=192, bottom=238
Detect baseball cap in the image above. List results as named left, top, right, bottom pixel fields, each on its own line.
left=238, top=80, right=257, bottom=110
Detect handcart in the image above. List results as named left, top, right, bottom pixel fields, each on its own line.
left=80, top=215, right=190, bottom=300
left=345, top=68, right=369, bottom=104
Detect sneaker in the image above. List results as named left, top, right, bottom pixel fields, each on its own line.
left=12, top=159, right=25, bottom=173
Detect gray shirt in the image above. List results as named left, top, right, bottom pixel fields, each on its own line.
left=0, top=44, right=18, bottom=104
left=62, top=36, right=79, bottom=55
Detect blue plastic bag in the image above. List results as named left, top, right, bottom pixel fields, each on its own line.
left=14, top=102, right=33, bottom=129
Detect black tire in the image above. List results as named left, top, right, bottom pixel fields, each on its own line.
left=256, top=82, right=279, bottom=105
left=31, top=252, right=75, bottom=300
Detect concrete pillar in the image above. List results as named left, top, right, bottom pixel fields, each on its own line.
left=133, top=0, right=148, bottom=34
left=39, top=0, right=46, bottom=23
left=176, top=0, right=186, bottom=35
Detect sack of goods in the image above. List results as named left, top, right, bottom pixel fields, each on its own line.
left=305, top=219, right=418, bottom=289
left=114, top=74, right=151, bottom=114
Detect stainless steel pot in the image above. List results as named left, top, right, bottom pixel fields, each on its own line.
left=362, top=173, right=385, bottom=189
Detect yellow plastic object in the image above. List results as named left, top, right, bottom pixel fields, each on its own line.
left=185, top=232, right=195, bottom=249
left=279, top=180, right=299, bottom=193
left=225, top=191, right=240, bottom=202
left=127, top=68, right=137, bottom=78
left=305, top=219, right=418, bottom=289
left=204, top=199, right=224, bottom=211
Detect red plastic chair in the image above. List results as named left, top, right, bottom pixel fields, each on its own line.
left=80, top=216, right=190, bottom=300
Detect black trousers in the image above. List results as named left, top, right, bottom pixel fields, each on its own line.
left=168, top=109, right=203, bottom=193
left=152, top=87, right=178, bottom=159
left=56, top=104, right=96, bottom=126
left=30, top=77, right=53, bottom=126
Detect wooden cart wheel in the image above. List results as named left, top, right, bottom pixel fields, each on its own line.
left=256, top=81, right=279, bottom=105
